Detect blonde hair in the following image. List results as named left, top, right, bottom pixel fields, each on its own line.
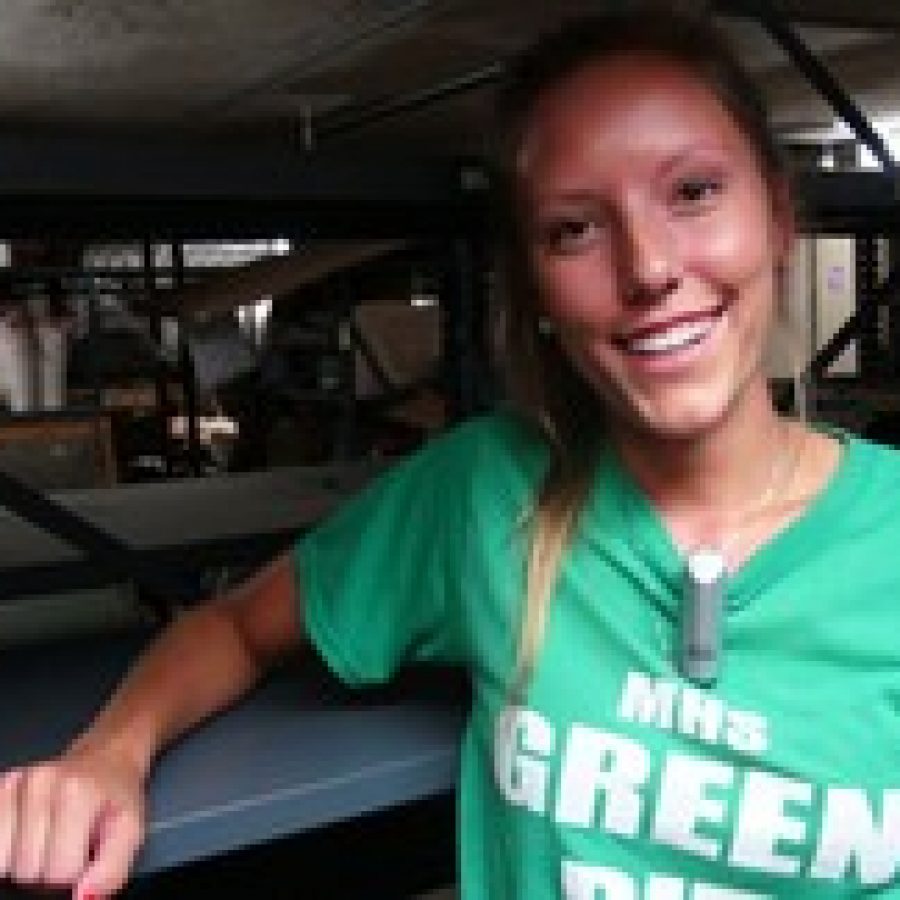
left=500, top=259, right=603, bottom=697
left=495, top=6, right=789, bottom=694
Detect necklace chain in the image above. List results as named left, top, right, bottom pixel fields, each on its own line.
left=642, top=418, right=806, bottom=674
left=685, top=418, right=803, bottom=571
left=654, top=418, right=806, bottom=679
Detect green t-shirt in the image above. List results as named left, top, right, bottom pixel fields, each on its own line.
left=294, top=412, right=900, bottom=898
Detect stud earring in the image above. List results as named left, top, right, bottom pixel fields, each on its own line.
left=537, top=315, right=555, bottom=337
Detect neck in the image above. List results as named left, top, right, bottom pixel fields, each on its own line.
left=612, top=380, right=791, bottom=541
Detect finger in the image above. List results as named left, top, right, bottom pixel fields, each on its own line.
left=75, top=804, right=143, bottom=900
left=0, top=769, right=23, bottom=878
left=42, top=775, right=98, bottom=890
left=11, top=766, right=57, bottom=885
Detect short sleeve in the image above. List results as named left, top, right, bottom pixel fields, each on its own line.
left=293, top=420, right=483, bottom=687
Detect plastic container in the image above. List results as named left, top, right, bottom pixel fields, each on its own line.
left=0, top=313, right=69, bottom=411
left=0, top=314, right=32, bottom=412
left=37, top=319, right=68, bottom=410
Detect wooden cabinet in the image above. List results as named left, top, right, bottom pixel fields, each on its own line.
left=0, top=415, right=116, bottom=489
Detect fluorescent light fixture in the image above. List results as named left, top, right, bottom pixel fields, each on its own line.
left=832, top=116, right=900, bottom=169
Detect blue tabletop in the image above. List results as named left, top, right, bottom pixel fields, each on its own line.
left=0, top=632, right=466, bottom=875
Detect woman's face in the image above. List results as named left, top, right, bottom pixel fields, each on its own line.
left=517, top=55, right=791, bottom=440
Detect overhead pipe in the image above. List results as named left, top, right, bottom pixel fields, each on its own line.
left=193, top=0, right=436, bottom=122
left=204, top=0, right=900, bottom=164
left=315, top=3, right=894, bottom=162
left=315, top=62, right=505, bottom=143
left=716, top=0, right=900, bottom=31
left=714, top=0, right=900, bottom=388
left=719, top=0, right=897, bottom=175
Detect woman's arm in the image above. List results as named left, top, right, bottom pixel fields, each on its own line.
left=0, top=552, right=305, bottom=900
left=82, top=553, right=304, bottom=776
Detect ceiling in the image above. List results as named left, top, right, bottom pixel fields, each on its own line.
left=0, top=0, right=897, bottom=157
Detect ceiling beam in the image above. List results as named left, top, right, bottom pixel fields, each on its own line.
left=744, top=0, right=896, bottom=173
left=192, top=0, right=435, bottom=123
left=0, top=134, right=483, bottom=238
left=158, top=240, right=407, bottom=315
left=716, top=0, right=900, bottom=31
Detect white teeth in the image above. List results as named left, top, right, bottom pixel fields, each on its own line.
left=626, top=318, right=715, bottom=355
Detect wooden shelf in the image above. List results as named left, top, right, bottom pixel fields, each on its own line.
left=0, top=413, right=115, bottom=488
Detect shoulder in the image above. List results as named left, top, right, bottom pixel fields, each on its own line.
left=827, top=429, right=900, bottom=521
left=843, top=431, right=900, bottom=480
left=390, top=410, right=550, bottom=516
left=413, top=410, right=549, bottom=479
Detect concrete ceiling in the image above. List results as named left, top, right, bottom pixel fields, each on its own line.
left=0, top=0, right=896, bottom=151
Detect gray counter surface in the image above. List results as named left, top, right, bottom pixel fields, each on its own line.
left=0, top=633, right=465, bottom=875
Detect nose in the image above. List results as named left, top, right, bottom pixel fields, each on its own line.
left=619, top=204, right=681, bottom=304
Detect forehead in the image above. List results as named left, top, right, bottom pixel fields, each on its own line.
left=516, top=55, right=759, bottom=188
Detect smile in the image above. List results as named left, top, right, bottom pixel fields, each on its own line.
left=616, top=302, right=729, bottom=357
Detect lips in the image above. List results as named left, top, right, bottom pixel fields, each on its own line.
left=615, top=301, right=729, bottom=356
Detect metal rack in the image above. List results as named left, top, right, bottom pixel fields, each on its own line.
left=0, top=2, right=898, bottom=611
left=0, top=153, right=489, bottom=616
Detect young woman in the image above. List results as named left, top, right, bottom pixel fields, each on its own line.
left=4, top=7, right=900, bottom=898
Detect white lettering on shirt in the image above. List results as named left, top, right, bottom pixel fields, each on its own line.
left=494, top=706, right=554, bottom=814
left=651, top=754, right=734, bottom=860
left=617, top=671, right=768, bottom=756
left=724, top=711, right=768, bottom=758
left=810, top=787, right=900, bottom=886
left=678, top=687, right=722, bottom=745
left=490, top=669, right=898, bottom=891
left=556, top=725, right=649, bottom=834
left=561, top=863, right=771, bottom=899
left=562, top=862, right=636, bottom=899
left=729, top=770, right=811, bottom=876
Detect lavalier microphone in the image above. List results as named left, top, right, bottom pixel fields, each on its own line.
left=681, top=548, right=727, bottom=686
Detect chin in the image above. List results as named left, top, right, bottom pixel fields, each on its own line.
left=616, top=383, right=741, bottom=443
left=643, top=410, right=731, bottom=442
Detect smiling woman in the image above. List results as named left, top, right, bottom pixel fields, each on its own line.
left=516, top=54, right=786, bottom=435
left=493, top=9, right=841, bottom=693
left=3, top=6, right=900, bottom=900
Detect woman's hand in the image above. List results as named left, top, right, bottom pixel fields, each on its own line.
left=0, top=742, right=146, bottom=900
left=0, top=555, right=303, bottom=899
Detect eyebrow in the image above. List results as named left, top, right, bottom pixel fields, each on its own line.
left=528, top=188, right=606, bottom=210
left=657, top=145, right=731, bottom=178
left=523, top=142, right=734, bottom=210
